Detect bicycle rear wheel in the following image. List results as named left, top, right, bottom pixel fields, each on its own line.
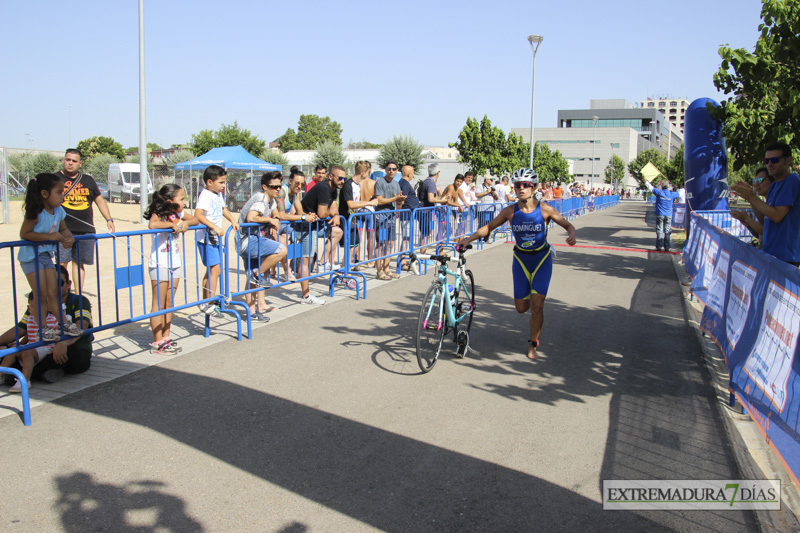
left=416, top=282, right=446, bottom=373
left=454, top=269, right=475, bottom=356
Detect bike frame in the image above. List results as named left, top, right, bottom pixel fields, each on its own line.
left=423, top=262, right=470, bottom=332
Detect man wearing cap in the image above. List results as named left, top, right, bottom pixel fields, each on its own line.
left=417, top=164, right=449, bottom=252
left=373, top=161, right=406, bottom=279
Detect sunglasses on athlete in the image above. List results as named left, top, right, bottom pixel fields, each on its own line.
left=514, top=182, right=534, bottom=189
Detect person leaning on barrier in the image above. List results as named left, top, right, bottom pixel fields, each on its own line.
left=339, top=161, right=379, bottom=269
left=730, top=167, right=772, bottom=248
left=475, top=175, right=499, bottom=241
left=416, top=164, right=450, bottom=253
left=398, top=165, right=420, bottom=270
left=732, top=142, right=800, bottom=267
left=0, top=266, right=93, bottom=385
left=373, top=161, right=406, bottom=280
left=644, top=178, right=680, bottom=251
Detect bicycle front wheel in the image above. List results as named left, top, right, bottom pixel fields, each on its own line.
left=416, top=282, right=446, bottom=373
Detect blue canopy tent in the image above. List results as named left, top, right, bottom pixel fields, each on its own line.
left=173, top=145, right=282, bottom=208
left=173, top=145, right=281, bottom=172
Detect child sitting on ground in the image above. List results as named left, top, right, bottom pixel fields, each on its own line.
left=1, top=292, right=58, bottom=392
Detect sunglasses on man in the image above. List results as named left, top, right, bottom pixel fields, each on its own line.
left=386, top=167, right=398, bottom=171
left=763, top=156, right=785, bottom=164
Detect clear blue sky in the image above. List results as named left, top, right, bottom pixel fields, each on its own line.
left=1, top=0, right=763, bottom=152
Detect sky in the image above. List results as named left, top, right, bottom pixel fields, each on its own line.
left=1, top=0, right=764, bottom=153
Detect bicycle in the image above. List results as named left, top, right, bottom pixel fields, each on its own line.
left=408, top=245, right=475, bottom=373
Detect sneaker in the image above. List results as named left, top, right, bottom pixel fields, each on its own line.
left=62, top=320, right=83, bottom=337
left=251, top=311, right=271, bottom=323
left=163, top=339, right=182, bottom=353
left=42, top=325, right=61, bottom=342
left=345, top=279, right=357, bottom=291
left=9, top=379, right=31, bottom=393
left=321, top=262, right=341, bottom=272
left=150, top=340, right=180, bottom=355
left=301, top=293, right=326, bottom=305
left=41, top=368, right=65, bottom=383
left=201, top=303, right=222, bottom=317
left=248, top=270, right=262, bottom=286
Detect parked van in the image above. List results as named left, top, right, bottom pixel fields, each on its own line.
left=108, top=163, right=153, bottom=203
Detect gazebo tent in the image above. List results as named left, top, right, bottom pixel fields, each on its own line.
left=173, top=145, right=281, bottom=206
left=173, top=145, right=281, bottom=172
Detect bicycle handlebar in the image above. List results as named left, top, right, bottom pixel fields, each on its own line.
left=408, top=245, right=472, bottom=275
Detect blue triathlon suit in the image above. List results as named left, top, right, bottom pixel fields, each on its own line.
left=511, top=203, right=553, bottom=299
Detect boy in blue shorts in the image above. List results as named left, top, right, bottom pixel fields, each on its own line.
left=195, top=165, right=239, bottom=315
left=458, top=168, right=576, bottom=360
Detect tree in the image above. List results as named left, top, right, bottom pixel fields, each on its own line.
left=604, top=154, right=626, bottom=187
left=147, top=142, right=163, bottom=151
left=278, top=114, right=343, bottom=152
left=189, top=121, right=266, bottom=157
left=85, top=153, right=120, bottom=183
left=124, top=153, right=155, bottom=173
left=11, top=152, right=62, bottom=177
left=348, top=140, right=383, bottom=149
left=712, top=0, right=800, bottom=169
left=377, top=136, right=425, bottom=173
left=627, top=149, right=670, bottom=187
left=76, top=135, right=125, bottom=161
left=531, top=143, right=571, bottom=183
left=259, top=149, right=289, bottom=168
left=165, top=149, right=195, bottom=168
left=663, top=144, right=685, bottom=186
left=311, top=140, right=348, bottom=171
left=450, top=116, right=508, bottom=175
left=501, top=132, right=531, bottom=174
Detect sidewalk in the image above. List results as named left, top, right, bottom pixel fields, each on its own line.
left=0, top=201, right=786, bottom=531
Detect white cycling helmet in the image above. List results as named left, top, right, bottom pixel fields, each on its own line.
left=512, top=168, right=539, bottom=184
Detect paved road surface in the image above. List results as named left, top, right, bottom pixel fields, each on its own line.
left=0, top=202, right=758, bottom=532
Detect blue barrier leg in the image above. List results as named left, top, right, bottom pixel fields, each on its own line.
left=0, top=367, right=31, bottom=426
left=222, top=301, right=248, bottom=341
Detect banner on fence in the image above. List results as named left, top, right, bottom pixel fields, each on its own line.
left=684, top=213, right=800, bottom=485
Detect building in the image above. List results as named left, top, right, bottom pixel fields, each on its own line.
left=641, top=97, right=690, bottom=134
left=513, top=99, right=683, bottom=190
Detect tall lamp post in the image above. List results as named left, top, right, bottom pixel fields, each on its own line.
left=527, top=34, right=543, bottom=169
left=590, top=115, right=599, bottom=190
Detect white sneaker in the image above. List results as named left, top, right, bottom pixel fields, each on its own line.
left=321, top=262, right=341, bottom=272
left=301, top=293, right=326, bottom=305
left=9, top=379, right=30, bottom=393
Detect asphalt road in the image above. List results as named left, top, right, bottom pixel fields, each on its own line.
left=0, top=202, right=758, bottom=532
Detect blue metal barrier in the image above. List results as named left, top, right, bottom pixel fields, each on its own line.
left=692, top=210, right=753, bottom=243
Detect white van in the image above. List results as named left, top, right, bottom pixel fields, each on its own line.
left=108, top=163, right=154, bottom=203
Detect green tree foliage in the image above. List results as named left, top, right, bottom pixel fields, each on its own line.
left=348, top=141, right=383, bottom=149
left=165, top=150, right=195, bottom=168
left=712, top=0, right=800, bottom=168
left=532, top=143, right=571, bottom=183
left=604, top=154, right=626, bottom=186
left=502, top=132, right=531, bottom=174
left=11, top=152, right=62, bottom=178
left=278, top=114, right=343, bottom=152
left=259, top=149, right=289, bottom=168
left=627, top=148, right=670, bottom=187
left=76, top=135, right=125, bottom=161
left=147, top=142, right=163, bottom=151
left=85, top=153, right=120, bottom=183
left=189, top=121, right=266, bottom=157
left=124, top=153, right=155, bottom=173
left=311, top=141, right=348, bottom=171
left=377, top=136, right=425, bottom=173
left=663, top=144, right=685, bottom=186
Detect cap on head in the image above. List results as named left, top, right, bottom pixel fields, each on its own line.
left=428, top=163, right=440, bottom=176
left=512, top=168, right=539, bottom=184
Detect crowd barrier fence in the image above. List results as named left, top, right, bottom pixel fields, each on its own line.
left=683, top=211, right=800, bottom=486
left=1, top=195, right=619, bottom=425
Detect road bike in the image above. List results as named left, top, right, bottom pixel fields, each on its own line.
left=408, top=245, right=475, bottom=373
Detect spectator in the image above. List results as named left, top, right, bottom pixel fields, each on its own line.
left=56, top=148, right=116, bottom=291
left=553, top=183, right=563, bottom=200
left=398, top=165, right=420, bottom=269
left=731, top=168, right=772, bottom=247
left=374, top=161, right=406, bottom=280
left=237, top=172, right=289, bottom=321
left=298, top=165, right=345, bottom=304
left=495, top=176, right=512, bottom=203
left=339, top=161, right=378, bottom=268
left=459, top=172, right=475, bottom=211
left=733, top=143, right=800, bottom=266
left=644, top=178, right=681, bottom=251
left=417, top=164, right=450, bottom=252
left=194, top=165, right=239, bottom=316
left=306, top=164, right=327, bottom=193
left=275, top=167, right=306, bottom=281
left=0, top=265, right=93, bottom=387
left=475, top=175, right=499, bottom=241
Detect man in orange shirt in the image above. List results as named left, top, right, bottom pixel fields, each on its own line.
left=553, top=183, right=563, bottom=200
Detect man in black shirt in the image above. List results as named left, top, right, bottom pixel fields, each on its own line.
left=296, top=165, right=345, bottom=304
left=57, top=148, right=115, bottom=290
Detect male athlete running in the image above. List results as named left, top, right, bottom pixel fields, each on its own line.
left=458, top=168, right=576, bottom=360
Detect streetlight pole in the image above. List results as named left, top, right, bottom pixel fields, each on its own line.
left=609, top=142, right=615, bottom=192
left=590, top=116, right=598, bottom=190
left=68, top=105, right=72, bottom=147
left=527, top=34, right=543, bottom=169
